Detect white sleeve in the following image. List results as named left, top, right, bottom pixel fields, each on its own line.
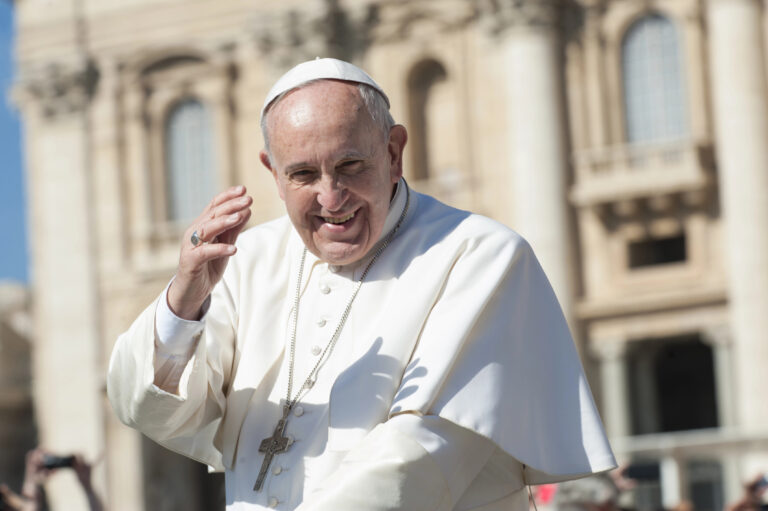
left=153, top=281, right=211, bottom=392
left=297, top=414, right=497, bottom=511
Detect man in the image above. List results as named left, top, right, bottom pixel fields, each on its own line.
left=108, top=58, right=616, bottom=510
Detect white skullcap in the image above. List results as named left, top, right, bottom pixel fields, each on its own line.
left=261, top=57, right=390, bottom=119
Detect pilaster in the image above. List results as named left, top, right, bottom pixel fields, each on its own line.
left=497, top=0, right=577, bottom=330
left=15, top=57, right=105, bottom=511
left=707, top=0, right=768, bottom=430
left=590, top=340, right=631, bottom=440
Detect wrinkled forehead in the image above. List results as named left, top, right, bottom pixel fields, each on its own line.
left=267, top=80, right=364, bottom=130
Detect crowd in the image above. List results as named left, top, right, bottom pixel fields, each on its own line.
left=0, top=448, right=103, bottom=511
left=0, top=447, right=765, bottom=511
left=535, top=466, right=768, bottom=511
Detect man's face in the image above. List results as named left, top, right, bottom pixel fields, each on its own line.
left=261, top=81, right=406, bottom=265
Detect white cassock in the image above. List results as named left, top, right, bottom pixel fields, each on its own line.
left=107, top=179, right=616, bottom=510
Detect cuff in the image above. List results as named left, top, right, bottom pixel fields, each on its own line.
left=155, top=280, right=211, bottom=356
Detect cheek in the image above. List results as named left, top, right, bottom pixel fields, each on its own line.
left=284, top=189, right=314, bottom=222
left=272, top=173, right=287, bottom=201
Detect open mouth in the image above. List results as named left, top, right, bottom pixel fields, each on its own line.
left=322, top=211, right=356, bottom=225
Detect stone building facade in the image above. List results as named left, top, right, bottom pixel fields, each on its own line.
left=9, top=0, right=768, bottom=509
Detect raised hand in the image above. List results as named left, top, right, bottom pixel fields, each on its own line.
left=168, top=186, right=253, bottom=320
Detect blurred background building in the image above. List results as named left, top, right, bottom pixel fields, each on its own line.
left=4, top=0, right=768, bottom=509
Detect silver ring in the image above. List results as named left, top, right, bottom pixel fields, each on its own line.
left=190, top=230, right=202, bottom=247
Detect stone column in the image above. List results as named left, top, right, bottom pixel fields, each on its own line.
left=660, top=456, right=685, bottom=510
left=501, top=0, right=577, bottom=327
left=582, top=3, right=610, bottom=148
left=591, top=340, right=631, bottom=440
left=91, top=59, right=146, bottom=511
left=702, top=327, right=742, bottom=504
left=15, top=59, right=105, bottom=511
left=702, top=327, right=736, bottom=429
left=124, top=85, right=153, bottom=260
left=707, top=0, right=768, bottom=432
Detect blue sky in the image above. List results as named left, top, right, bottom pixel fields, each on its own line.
left=0, top=1, right=27, bottom=284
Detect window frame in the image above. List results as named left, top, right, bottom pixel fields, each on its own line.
left=620, top=13, right=689, bottom=145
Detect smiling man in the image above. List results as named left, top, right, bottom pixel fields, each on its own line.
left=108, top=58, right=616, bottom=511
left=262, top=79, right=405, bottom=266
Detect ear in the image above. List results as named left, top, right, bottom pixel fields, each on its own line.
left=260, top=149, right=285, bottom=201
left=387, top=124, right=407, bottom=183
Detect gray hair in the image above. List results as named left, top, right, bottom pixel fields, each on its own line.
left=260, top=80, right=395, bottom=161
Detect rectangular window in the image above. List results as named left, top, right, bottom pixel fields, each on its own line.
left=627, top=334, right=718, bottom=435
left=628, top=234, right=686, bottom=268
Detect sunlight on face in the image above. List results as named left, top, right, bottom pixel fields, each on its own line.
left=262, top=81, right=404, bottom=265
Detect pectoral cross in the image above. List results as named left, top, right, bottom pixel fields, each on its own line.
left=253, top=413, right=291, bottom=492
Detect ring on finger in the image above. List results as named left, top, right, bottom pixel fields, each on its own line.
left=191, top=230, right=203, bottom=247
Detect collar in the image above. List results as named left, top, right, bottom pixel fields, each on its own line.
left=379, top=177, right=408, bottom=245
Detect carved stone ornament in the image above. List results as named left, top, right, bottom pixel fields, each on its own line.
left=253, top=0, right=379, bottom=71
left=253, top=0, right=487, bottom=69
left=478, top=0, right=562, bottom=35
left=371, top=0, right=480, bottom=43
left=18, top=58, right=99, bottom=119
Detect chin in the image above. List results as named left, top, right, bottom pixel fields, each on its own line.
left=316, top=244, right=367, bottom=266
left=321, top=251, right=361, bottom=266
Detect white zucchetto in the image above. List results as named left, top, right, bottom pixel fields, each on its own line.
left=261, top=57, right=390, bottom=119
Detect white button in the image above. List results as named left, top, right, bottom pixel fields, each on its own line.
left=268, top=497, right=278, bottom=508
left=320, top=284, right=331, bottom=294
left=287, top=434, right=295, bottom=445
left=294, top=406, right=304, bottom=417
left=317, top=318, right=327, bottom=327
left=329, top=265, right=341, bottom=273
left=272, top=465, right=282, bottom=475
left=311, top=345, right=321, bottom=356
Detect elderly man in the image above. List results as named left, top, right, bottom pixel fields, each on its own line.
left=108, top=58, right=616, bottom=511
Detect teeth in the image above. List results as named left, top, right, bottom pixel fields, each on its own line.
left=324, top=212, right=355, bottom=224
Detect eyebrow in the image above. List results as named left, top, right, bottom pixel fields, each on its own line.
left=283, top=151, right=370, bottom=174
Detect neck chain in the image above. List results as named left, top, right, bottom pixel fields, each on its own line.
left=286, top=182, right=410, bottom=409
left=254, top=182, right=410, bottom=492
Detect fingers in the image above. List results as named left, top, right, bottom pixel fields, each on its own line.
left=205, top=185, right=248, bottom=214
left=221, top=207, right=252, bottom=244
left=195, top=209, right=249, bottom=245
left=192, top=188, right=253, bottom=246
left=187, top=242, right=238, bottom=267
left=210, top=192, right=253, bottom=219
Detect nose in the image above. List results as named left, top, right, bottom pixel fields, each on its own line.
left=317, top=174, right=347, bottom=212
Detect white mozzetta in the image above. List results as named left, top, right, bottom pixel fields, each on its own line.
left=108, top=182, right=615, bottom=509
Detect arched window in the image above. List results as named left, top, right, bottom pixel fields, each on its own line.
left=621, top=14, right=688, bottom=144
left=407, top=59, right=448, bottom=181
left=164, top=99, right=216, bottom=222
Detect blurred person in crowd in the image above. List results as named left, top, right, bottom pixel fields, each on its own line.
left=108, top=57, right=616, bottom=510
left=726, top=473, right=768, bottom=511
left=0, top=448, right=103, bottom=511
left=553, top=473, right=621, bottom=511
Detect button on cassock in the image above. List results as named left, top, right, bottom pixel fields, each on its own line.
left=293, top=406, right=304, bottom=417
left=272, top=465, right=282, bottom=475
left=319, top=284, right=331, bottom=294
left=268, top=497, right=278, bottom=508
left=316, top=318, right=327, bottom=327
left=311, top=345, right=321, bottom=356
